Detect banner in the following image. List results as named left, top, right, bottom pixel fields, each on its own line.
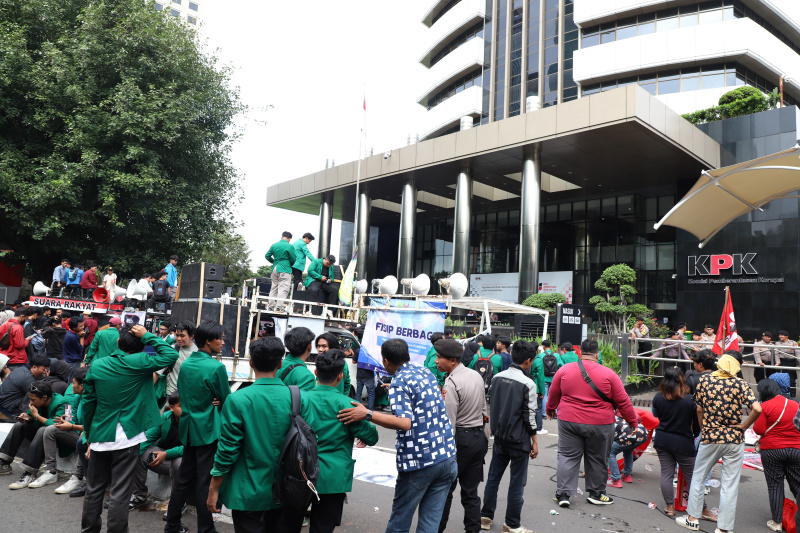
left=712, top=288, right=739, bottom=355
left=359, top=305, right=445, bottom=373
left=339, top=251, right=358, bottom=306
left=468, top=273, right=519, bottom=302
left=29, top=296, right=123, bottom=313
left=538, top=271, right=574, bottom=304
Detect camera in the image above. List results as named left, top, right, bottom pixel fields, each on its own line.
left=383, top=150, right=391, bottom=160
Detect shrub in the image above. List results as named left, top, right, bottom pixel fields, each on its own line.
left=682, top=87, right=778, bottom=125
left=522, top=292, right=567, bottom=314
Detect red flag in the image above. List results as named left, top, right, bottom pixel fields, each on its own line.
left=363, top=96, right=366, bottom=111
left=712, top=289, right=739, bottom=355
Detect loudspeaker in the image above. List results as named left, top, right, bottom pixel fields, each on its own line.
left=254, top=277, right=272, bottom=296
left=178, top=281, right=226, bottom=299
left=181, top=262, right=225, bottom=282
left=171, top=300, right=248, bottom=358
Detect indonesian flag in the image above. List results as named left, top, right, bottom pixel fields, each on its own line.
left=712, top=289, right=739, bottom=355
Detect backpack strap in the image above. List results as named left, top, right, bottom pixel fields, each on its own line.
left=288, top=384, right=301, bottom=417
left=281, top=363, right=303, bottom=382
left=577, top=359, right=616, bottom=411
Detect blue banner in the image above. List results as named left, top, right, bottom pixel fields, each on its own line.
left=359, top=306, right=446, bottom=374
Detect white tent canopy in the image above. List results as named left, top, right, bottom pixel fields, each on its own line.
left=655, top=144, right=800, bottom=248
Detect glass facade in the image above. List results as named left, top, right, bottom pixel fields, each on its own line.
left=508, top=0, right=524, bottom=117
left=481, top=0, right=493, bottom=124
left=427, top=69, right=483, bottom=110
left=430, top=22, right=485, bottom=67
left=493, top=0, right=508, bottom=120
left=526, top=0, right=539, bottom=101
left=542, top=0, right=559, bottom=107
left=561, top=0, right=578, bottom=102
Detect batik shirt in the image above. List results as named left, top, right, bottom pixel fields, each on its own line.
left=389, top=363, right=456, bottom=472
left=695, top=373, right=756, bottom=445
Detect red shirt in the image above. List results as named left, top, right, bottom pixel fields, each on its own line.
left=545, top=360, right=637, bottom=426
left=80, top=269, right=99, bottom=289
left=0, top=318, right=30, bottom=364
left=753, top=396, right=800, bottom=450
left=83, top=317, right=98, bottom=347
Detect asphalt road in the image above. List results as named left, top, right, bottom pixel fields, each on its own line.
left=0, top=418, right=781, bottom=533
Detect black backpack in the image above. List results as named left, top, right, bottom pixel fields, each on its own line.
left=273, top=385, right=320, bottom=509
left=154, top=279, right=170, bottom=297
left=473, top=355, right=494, bottom=392
left=542, top=352, right=559, bottom=377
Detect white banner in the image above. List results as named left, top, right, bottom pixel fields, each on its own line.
left=538, top=271, right=574, bottom=304
left=359, top=307, right=445, bottom=373
left=468, top=272, right=519, bottom=302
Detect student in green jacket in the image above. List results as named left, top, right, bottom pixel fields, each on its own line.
left=280, top=326, right=316, bottom=391
left=424, top=332, right=446, bottom=388
left=536, top=339, right=564, bottom=412
left=560, top=342, right=579, bottom=364
left=0, top=379, right=71, bottom=489
left=284, top=349, right=379, bottom=531
left=165, top=321, right=231, bottom=533
left=468, top=335, right=503, bottom=376
left=208, top=336, right=293, bottom=530
left=305, top=255, right=338, bottom=309
left=265, top=231, right=297, bottom=312
left=55, top=367, right=89, bottom=496
left=80, top=325, right=179, bottom=533
left=315, top=332, right=351, bottom=396
left=130, top=391, right=184, bottom=510
left=291, top=232, right=316, bottom=290
left=83, top=317, right=122, bottom=366
left=530, top=339, right=559, bottom=436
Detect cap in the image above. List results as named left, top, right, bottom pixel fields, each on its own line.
left=762, top=331, right=773, bottom=338
left=434, top=339, right=463, bottom=359
left=83, top=309, right=92, bottom=315
left=21, top=301, right=30, bottom=306
left=0, top=354, right=8, bottom=369
left=778, top=330, right=790, bottom=337
left=109, top=317, right=123, bottom=326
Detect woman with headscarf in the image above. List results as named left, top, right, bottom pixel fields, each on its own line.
left=756, top=378, right=800, bottom=532
left=769, top=372, right=792, bottom=398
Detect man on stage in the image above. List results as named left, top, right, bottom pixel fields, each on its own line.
left=265, top=231, right=297, bottom=312
left=304, top=255, right=337, bottom=312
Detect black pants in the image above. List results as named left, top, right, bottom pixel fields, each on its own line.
left=232, top=509, right=289, bottom=533
left=783, top=359, right=798, bottom=396
left=81, top=444, right=140, bottom=533
left=308, top=280, right=337, bottom=306
left=283, top=493, right=347, bottom=533
left=761, top=447, right=800, bottom=524
left=0, top=422, right=47, bottom=472
left=440, top=427, right=488, bottom=533
left=165, top=442, right=217, bottom=533
left=292, top=268, right=304, bottom=291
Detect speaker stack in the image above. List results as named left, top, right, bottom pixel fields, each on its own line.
left=170, top=300, right=248, bottom=358
left=178, top=262, right=226, bottom=299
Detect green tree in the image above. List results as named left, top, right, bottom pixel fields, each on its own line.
left=255, top=265, right=273, bottom=278
left=0, top=0, right=244, bottom=282
left=588, top=264, right=650, bottom=335
left=194, top=226, right=253, bottom=296
left=522, top=292, right=566, bottom=314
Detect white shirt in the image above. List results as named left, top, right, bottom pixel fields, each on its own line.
left=89, top=422, right=146, bottom=452
left=102, top=273, right=117, bottom=290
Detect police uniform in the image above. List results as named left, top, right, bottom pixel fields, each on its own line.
left=437, top=339, right=489, bottom=533
left=753, top=339, right=777, bottom=383
left=774, top=336, right=799, bottom=394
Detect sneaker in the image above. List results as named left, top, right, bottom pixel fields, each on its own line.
left=587, top=492, right=614, bottom=505
left=163, top=503, right=189, bottom=520
left=704, top=486, right=711, bottom=495
left=538, top=429, right=549, bottom=435
left=621, top=474, right=633, bottom=483
left=177, top=525, right=189, bottom=533
left=606, top=478, right=622, bottom=488
left=28, top=471, right=58, bottom=488
left=502, top=524, right=534, bottom=533
left=767, top=522, right=782, bottom=533
left=9, top=472, right=33, bottom=489
left=55, top=475, right=84, bottom=494
left=675, top=516, right=700, bottom=531
left=555, top=493, right=570, bottom=508
left=129, top=494, right=148, bottom=510
left=714, top=530, right=730, bottom=533
left=0, top=462, right=11, bottom=475
left=69, top=484, right=86, bottom=498
left=481, top=517, right=493, bottom=530
left=302, top=518, right=308, bottom=527
left=103, top=496, right=110, bottom=509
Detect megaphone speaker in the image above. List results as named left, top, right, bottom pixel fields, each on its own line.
left=33, top=281, right=50, bottom=296
left=372, top=276, right=398, bottom=295
left=439, top=272, right=468, bottom=299
left=93, top=288, right=109, bottom=303
left=127, top=280, right=150, bottom=300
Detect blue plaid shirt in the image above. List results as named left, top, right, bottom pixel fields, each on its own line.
left=389, top=363, right=456, bottom=472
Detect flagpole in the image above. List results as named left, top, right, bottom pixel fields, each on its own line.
left=353, top=83, right=366, bottom=252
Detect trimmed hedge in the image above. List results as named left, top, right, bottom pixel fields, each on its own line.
left=682, top=87, right=779, bottom=125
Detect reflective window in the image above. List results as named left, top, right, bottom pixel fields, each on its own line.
left=432, top=0, right=462, bottom=25
left=187, top=15, right=196, bottom=24
left=172, top=0, right=181, bottom=4
left=154, top=2, right=163, bottom=10
left=508, top=0, right=524, bottom=116
left=427, top=69, right=483, bottom=110
left=494, top=0, right=508, bottom=120
left=189, top=1, right=199, bottom=10
left=170, top=8, right=180, bottom=17
left=430, top=21, right=484, bottom=67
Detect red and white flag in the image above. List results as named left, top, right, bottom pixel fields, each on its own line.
left=712, top=288, right=739, bottom=355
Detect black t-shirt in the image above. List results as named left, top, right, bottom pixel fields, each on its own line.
left=43, top=327, right=67, bottom=359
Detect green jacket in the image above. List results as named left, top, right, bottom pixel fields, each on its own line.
left=424, top=346, right=446, bottom=388
left=300, top=385, right=378, bottom=494
left=303, top=258, right=334, bottom=288
left=28, top=393, right=69, bottom=429
left=291, top=239, right=316, bottom=271
left=82, top=333, right=178, bottom=444
left=177, top=351, right=231, bottom=447
left=62, top=383, right=83, bottom=426
left=211, top=377, right=293, bottom=511
left=84, top=327, right=120, bottom=365
left=561, top=351, right=579, bottom=364
left=324, top=362, right=351, bottom=397
left=265, top=239, right=297, bottom=274
left=280, top=354, right=316, bottom=391
left=468, top=348, right=503, bottom=376
left=140, top=411, right=184, bottom=460
left=529, top=353, right=550, bottom=392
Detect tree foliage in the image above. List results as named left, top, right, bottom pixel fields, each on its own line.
left=682, top=86, right=779, bottom=125
left=589, top=264, right=651, bottom=335
left=522, top=292, right=566, bottom=314
left=0, top=0, right=244, bottom=282
left=194, top=227, right=253, bottom=297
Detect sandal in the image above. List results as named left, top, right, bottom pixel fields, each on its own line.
left=664, top=508, right=675, bottom=517
left=701, top=511, right=718, bottom=522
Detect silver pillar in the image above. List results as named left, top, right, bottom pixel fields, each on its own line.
left=355, top=188, right=371, bottom=281
left=518, top=145, right=542, bottom=303
left=317, top=192, right=333, bottom=258
left=452, top=165, right=472, bottom=276
left=397, top=177, right=416, bottom=280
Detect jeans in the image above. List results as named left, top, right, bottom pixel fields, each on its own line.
left=687, top=442, right=744, bottom=531
left=131, top=446, right=182, bottom=500
left=535, top=395, right=543, bottom=431
left=608, top=441, right=636, bottom=481
left=385, top=457, right=458, bottom=533
left=481, top=440, right=530, bottom=529
left=543, top=382, right=550, bottom=412
left=356, top=378, right=375, bottom=411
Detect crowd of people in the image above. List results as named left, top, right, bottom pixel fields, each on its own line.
left=0, top=295, right=798, bottom=533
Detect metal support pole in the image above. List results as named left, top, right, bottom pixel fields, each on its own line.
left=621, top=336, right=631, bottom=382
left=452, top=164, right=472, bottom=276
left=355, top=187, right=371, bottom=281
left=397, top=176, right=416, bottom=280
left=519, top=144, right=542, bottom=303
left=317, top=191, right=333, bottom=258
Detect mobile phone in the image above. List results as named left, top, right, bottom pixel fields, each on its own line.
left=149, top=452, right=157, bottom=463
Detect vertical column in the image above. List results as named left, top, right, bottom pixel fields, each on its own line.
left=397, top=176, right=416, bottom=280
left=355, top=187, right=371, bottom=281
left=317, top=192, right=333, bottom=258
left=518, top=144, right=542, bottom=303
left=452, top=164, right=473, bottom=276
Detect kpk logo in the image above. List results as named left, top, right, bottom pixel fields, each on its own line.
left=687, top=253, right=757, bottom=276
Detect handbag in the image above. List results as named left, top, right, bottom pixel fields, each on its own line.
left=755, top=397, right=788, bottom=453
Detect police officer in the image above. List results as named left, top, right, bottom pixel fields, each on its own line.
left=435, top=338, right=489, bottom=533
left=774, top=330, right=799, bottom=395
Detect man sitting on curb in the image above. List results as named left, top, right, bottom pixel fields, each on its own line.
left=54, top=367, right=89, bottom=496
left=0, top=354, right=50, bottom=419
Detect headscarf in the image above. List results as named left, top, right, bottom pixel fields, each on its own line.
left=769, top=372, right=791, bottom=395
left=0, top=310, right=13, bottom=325
left=711, top=354, right=740, bottom=380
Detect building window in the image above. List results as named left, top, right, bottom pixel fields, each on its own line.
left=561, top=0, right=578, bottom=102
left=493, top=0, right=508, bottom=120
left=508, top=0, right=524, bottom=116
left=526, top=0, right=540, bottom=101
left=432, top=0, right=462, bottom=26
left=172, top=0, right=181, bottom=4
left=427, top=69, right=483, bottom=110
left=189, top=1, right=199, bottom=10
left=154, top=2, right=163, bottom=10
left=187, top=15, right=197, bottom=24
left=170, top=8, right=180, bottom=17
left=542, top=0, right=559, bottom=107
left=430, top=22, right=484, bottom=67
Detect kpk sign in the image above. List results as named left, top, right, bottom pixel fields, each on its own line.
left=686, top=252, right=784, bottom=285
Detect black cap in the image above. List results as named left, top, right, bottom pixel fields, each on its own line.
left=778, top=330, right=790, bottom=337
left=434, top=339, right=463, bottom=359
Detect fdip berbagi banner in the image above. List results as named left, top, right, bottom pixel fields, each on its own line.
left=358, top=298, right=446, bottom=374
